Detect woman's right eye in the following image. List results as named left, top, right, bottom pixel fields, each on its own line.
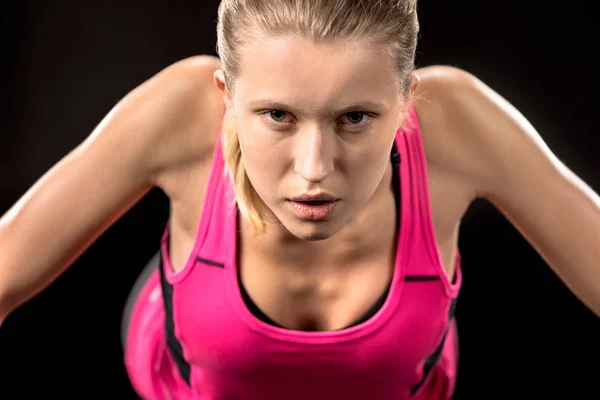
left=264, top=110, right=290, bottom=123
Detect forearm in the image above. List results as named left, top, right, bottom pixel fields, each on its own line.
left=0, top=155, right=152, bottom=321
left=0, top=214, right=82, bottom=321
left=0, top=214, right=100, bottom=321
left=495, top=168, right=600, bottom=318
left=541, top=178, right=600, bottom=318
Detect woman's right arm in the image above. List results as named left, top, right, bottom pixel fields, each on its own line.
left=0, top=55, right=222, bottom=322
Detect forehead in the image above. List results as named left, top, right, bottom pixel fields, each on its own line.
left=235, top=35, right=400, bottom=110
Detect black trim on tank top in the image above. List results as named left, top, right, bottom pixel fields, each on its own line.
left=405, top=275, right=440, bottom=281
left=391, top=141, right=401, bottom=225
left=408, top=257, right=459, bottom=397
left=197, top=257, right=224, bottom=268
left=158, top=253, right=192, bottom=385
left=409, top=296, right=459, bottom=397
left=238, top=272, right=391, bottom=330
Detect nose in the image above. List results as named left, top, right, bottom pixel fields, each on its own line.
left=293, top=126, right=335, bottom=183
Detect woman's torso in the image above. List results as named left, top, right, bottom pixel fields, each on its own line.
left=156, top=57, right=473, bottom=333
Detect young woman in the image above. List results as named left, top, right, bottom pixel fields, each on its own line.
left=1, top=1, right=599, bottom=399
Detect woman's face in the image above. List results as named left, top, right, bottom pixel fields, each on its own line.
left=219, top=35, right=405, bottom=241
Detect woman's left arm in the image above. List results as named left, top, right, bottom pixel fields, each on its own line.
left=425, top=66, right=600, bottom=318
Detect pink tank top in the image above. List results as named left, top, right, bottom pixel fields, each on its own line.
left=155, top=107, right=463, bottom=399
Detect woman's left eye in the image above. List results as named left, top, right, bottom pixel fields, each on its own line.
left=340, top=112, right=371, bottom=125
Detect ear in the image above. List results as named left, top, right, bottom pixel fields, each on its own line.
left=410, top=72, right=420, bottom=94
left=214, top=69, right=234, bottom=109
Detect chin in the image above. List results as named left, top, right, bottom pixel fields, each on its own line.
left=283, top=219, right=344, bottom=242
left=296, top=229, right=335, bottom=242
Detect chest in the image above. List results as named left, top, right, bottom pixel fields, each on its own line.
left=171, top=250, right=454, bottom=399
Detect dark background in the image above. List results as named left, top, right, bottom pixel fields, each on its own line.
left=1, top=1, right=599, bottom=398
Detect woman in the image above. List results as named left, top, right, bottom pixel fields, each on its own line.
left=1, top=0, right=599, bottom=399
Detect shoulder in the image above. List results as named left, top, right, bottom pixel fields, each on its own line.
left=412, top=65, right=504, bottom=129
left=156, top=55, right=223, bottom=98
left=411, top=65, right=524, bottom=200
left=412, top=64, right=494, bottom=141
left=131, top=55, right=226, bottom=193
left=123, top=55, right=223, bottom=122
left=143, top=55, right=225, bottom=144
left=158, top=54, right=225, bottom=149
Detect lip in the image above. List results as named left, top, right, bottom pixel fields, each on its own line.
left=287, top=199, right=340, bottom=221
left=289, top=193, right=338, bottom=202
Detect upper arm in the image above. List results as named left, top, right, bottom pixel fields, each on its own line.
left=418, top=66, right=600, bottom=314
left=415, top=65, right=571, bottom=202
left=0, top=55, right=221, bottom=315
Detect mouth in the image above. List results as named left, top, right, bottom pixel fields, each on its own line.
left=287, top=199, right=340, bottom=221
left=292, top=200, right=332, bottom=205
left=289, top=193, right=338, bottom=202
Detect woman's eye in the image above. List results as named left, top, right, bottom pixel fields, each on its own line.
left=265, top=110, right=289, bottom=123
left=341, top=112, right=368, bottom=125
left=260, top=110, right=374, bottom=127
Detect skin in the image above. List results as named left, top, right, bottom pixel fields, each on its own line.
left=216, top=36, right=414, bottom=329
left=227, top=37, right=403, bottom=241
left=1, top=34, right=600, bottom=331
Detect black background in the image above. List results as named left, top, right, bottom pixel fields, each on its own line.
left=1, top=1, right=599, bottom=398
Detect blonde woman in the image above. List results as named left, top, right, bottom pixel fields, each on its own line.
left=2, top=1, right=599, bottom=399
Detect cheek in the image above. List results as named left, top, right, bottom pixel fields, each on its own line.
left=237, top=126, right=285, bottom=199
left=236, top=113, right=280, bottom=157
left=243, top=152, right=281, bottom=186
left=350, top=151, right=389, bottom=188
left=342, top=142, right=392, bottom=204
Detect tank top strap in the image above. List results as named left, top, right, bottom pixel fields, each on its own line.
left=194, top=133, right=236, bottom=265
left=160, top=126, right=235, bottom=284
left=396, top=106, right=460, bottom=293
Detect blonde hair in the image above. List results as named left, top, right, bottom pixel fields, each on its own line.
left=216, top=0, right=420, bottom=232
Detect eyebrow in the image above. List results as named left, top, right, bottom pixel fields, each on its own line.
left=247, top=100, right=388, bottom=116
